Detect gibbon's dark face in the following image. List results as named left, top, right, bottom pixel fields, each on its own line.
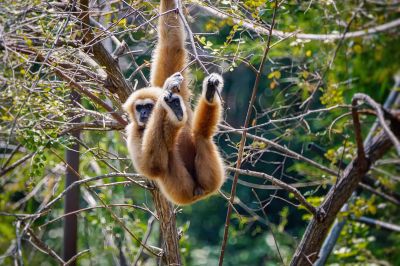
left=135, top=99, right=154, bottom=126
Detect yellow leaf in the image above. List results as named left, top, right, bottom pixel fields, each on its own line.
left=252, top=141, right=267, bottom=149
left=117, top=18, right=127, bottom=27
left=268, top=72, right=275, bottom=79
left=306, top=50, right=312, bottom=57
left=353, top=44, right=363, bottom=54
left=302, top=70, right=309, bottom=79
left=268, top=70, right=281, bottom=79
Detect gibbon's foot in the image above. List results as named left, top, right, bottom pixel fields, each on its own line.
left=193, top=186, right=205, bottom=197
left=204, top=73, right=223, bottom=103
left=164, top=72, right=184, bottom=93
left=163, top=72, right=185, bottom=121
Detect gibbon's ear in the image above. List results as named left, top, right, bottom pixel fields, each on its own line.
left=123, top=94, right=135, bottom=114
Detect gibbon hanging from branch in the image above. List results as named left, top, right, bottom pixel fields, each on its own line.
left=123, top=0, right=225, bottom=205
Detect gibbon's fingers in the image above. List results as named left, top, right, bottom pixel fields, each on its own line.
left=164, top=72, right=184, bottom=93
left=164, top=93, right=185, bottom=121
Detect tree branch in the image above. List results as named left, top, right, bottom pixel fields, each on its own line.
left=78, top=0, right=132, bottom=102
left=226, top=167, right=318, bottom=216
left=290, top=129, right=396, bottom=265
left=196, top=4, right=400, bottom=41
left=353, top=93, right=400, bottom=156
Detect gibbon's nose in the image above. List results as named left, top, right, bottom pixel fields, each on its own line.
left=140, top=110, right=150, bottom=123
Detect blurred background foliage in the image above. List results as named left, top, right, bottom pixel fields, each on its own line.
left=1, top=0, right=399, bottom=265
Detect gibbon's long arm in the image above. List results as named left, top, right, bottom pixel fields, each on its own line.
left=150, top=0, right=190, bottom=100
left=191, top=74, right=225, bottom=193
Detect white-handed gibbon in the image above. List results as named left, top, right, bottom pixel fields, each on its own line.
left=123, top=0, right=225, bottom=205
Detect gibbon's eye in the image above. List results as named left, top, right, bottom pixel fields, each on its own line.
left=136, top=103, right=153, bottom=124
left=135, top=105, right=143, bottom=112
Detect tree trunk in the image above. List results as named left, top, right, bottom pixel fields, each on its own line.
left=290, top=131, right=394, bottom=265
left=151, top=187, right=181, bottom=265
left=63, top=91, right=80, bottom=265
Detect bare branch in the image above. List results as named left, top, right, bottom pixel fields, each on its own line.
left=219, top=124, right=338, bottom=176
left=26, top=228, right=65, bottom=264
left=355, top=216, right=400, bottom=233
left=0, top=153, right=34, bottom=178
left=78, top=0, right=133, bottom=102
left=63, top=249, right=90, bottom=266
left=226, top=167, right=318, bottom=215
left=197, top=4, right=400, bottom=41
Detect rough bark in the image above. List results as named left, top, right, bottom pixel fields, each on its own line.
left=79, top=0, right=132, bottom=103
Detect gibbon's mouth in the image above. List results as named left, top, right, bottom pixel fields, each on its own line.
left=175, top=110, right=184, bottom=121
left=139, top=116, right=149, bottom=124
left=170, top=103, right=184, bottom=121
left=165, top=95, right=184, bottom=121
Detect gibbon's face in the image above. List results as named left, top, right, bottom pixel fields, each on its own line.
left=123, top=87, right=162, bottom=128
left=134, top=99, right=154, bottom=127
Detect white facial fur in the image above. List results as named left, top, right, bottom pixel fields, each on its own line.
left=135, top=99, right=154, bottom=127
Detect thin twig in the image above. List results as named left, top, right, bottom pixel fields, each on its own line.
left=176, top=0, right=209, bottom=75
left=218, top=1, right=279, bottom=265
left=252, top=190, right=284, bottom=264
left=0, top=153, right=34, bottom=177
left=133, top=216, right=156, bottom=266
left=227, top=167, right=317, bottom=216
left=63, top=249, right=90, bottom=266
left=351, top=98, right=366, bottom=160
left=26, top=228, right=65, bottom=264
left=219, top=124, right=337, bottom=176
left=353, top=93, right=400, bottom=155
left=39, top=204, right=157, bottom=228
left=355, top=216, right=400, bottom=233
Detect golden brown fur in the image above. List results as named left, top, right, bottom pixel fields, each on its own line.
left=123, top=0, right=225, bottom=205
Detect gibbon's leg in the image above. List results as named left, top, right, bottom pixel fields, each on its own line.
left=150, top=0, right=189, bottom=101
left=149, top=73, right=199, bottom=204
left=192, top=74, right=225, bottom=193
left=141, top=73, right=187, bottom=177
left=156, top=152, right=199, bottom=205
